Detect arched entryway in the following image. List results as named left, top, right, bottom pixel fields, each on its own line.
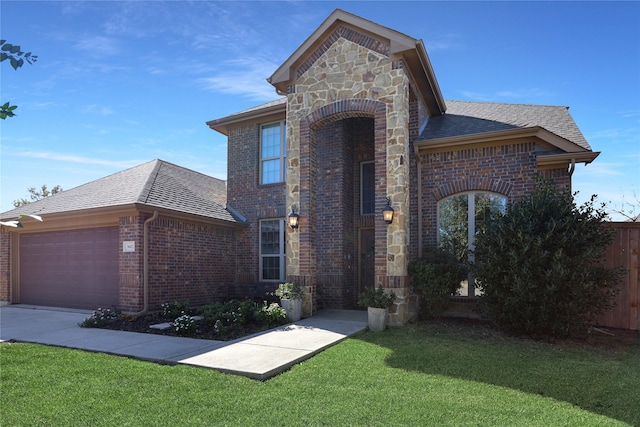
left=289, top=99, right=389, bottom=309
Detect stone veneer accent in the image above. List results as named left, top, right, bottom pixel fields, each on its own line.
left=284, top=34, right=414, bottom=324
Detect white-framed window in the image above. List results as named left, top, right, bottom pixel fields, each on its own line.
left=360, top=161, right=375, bottom=215
left=260, top=121, right=286, bottom=184
left=259, top=219, right=286, bottom=282
left=438, top=192, right=507, bottom=296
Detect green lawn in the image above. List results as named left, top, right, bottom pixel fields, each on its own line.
left=1, top=321, right=638, bottom=426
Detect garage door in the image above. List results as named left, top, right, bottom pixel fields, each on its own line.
left=20, top=227, right=119, bottom=309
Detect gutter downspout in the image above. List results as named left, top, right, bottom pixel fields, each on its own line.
left=415, top=147, right=424, bottom=259
left=568, top=158, right=576, bottom=176
left=133, top=210, right=158, bottom=316
left=568, top=158, right=576, bottom=193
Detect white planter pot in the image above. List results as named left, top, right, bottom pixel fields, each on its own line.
left=280, top=298, right=302, bottom=322
left=367, top=307, right=388, bottom=332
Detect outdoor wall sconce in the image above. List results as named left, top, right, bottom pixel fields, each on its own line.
left=382, top=197, right=394, bottom=225
left=288, top=205, right=300, bottom=230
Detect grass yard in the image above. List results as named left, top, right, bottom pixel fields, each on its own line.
left=1, top=320, right=638, bottom=426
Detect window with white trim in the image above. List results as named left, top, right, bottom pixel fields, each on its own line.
left=260, top=121, right=286, bottom=184
left=438, top=192, right=507, bottom=296
left=259, top=219, right=286, bottom=282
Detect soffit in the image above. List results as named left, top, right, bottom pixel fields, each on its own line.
left=414, top=126, right=598, bottom=165
left=206, top=98, right=287, bottom=135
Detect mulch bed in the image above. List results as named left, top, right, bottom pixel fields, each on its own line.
left=98, top=312, right=278, bottom=341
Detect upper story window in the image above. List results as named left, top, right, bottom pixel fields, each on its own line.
left=260, top=121, right=286, bottom=184
left=361, top=161, right=375, bottom=215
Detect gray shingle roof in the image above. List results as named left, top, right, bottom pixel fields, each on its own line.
left=419, top=100, right=591, bottom=150
left=1, top=159, right=236, bottom=223
left=210, top=99, right=591, bottom=151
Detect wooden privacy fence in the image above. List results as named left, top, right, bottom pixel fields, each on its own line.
left=597, top=222, right=639, bottom=330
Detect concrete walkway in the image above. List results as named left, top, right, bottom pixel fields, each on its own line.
left=0, top=305, right=367, bottom=380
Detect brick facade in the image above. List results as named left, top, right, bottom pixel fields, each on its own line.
left=0, top=228, right=10, bottom=304
left=1, top=213, right=237, bottom=312
left=225, top=123, right=287, bottom=298
left=218, top=23, right=580, bottom=324
left=416, top=143, right=571, bottom=248
left=146, top=216, right=236, bottom=310
left=119, top=215, right=144, bottom=311
left=118, top=213, right=238, bottom=312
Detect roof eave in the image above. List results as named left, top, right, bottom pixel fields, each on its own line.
left=0, top=205, right=140, bottom=232
left=394, top=40, right=446, bottom=116
left=414, top=126, right=590, bottom=155
left=536, top=151, right=600, bottom=168
left=134, top=204, right=242, bottom=228
left=206, top=101, right=287, bottom=135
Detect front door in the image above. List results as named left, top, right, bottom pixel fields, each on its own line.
left=359, top=228, right=375, bottom=295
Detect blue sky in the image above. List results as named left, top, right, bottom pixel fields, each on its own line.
left=1, top=1, right=639, bottom=220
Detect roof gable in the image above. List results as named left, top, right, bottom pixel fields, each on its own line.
left=1, top=159, right=236, bottom=224
left=267, top=9, right=445, bottom=116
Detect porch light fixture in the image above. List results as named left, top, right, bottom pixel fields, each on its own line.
left=288, top=205, right=300, bottom=230
left=382, top=197, right=394, bottom=225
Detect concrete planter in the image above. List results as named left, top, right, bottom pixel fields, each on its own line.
left=367, top=307, right=388, bottom=332
left=280, top=298, right=302, bottom=322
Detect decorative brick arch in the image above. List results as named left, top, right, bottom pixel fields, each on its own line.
left=295, top=98, right=390, bottom=294
left=306, top=98, right=386, bottom=129
left=433, top=178, right=513, bottom=201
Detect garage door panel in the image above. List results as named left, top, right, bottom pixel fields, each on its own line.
left=20, top=227, right=119, bottom=309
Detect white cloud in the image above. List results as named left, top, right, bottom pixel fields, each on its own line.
left=586, top=127, right=640, bottom=146
left=74, top=35, right=121, bottom=56
left=14, top=151, right=141, bottom=169
left=198, top=58, right=280, bottom=101
left=619, top=109, right=640, bottom=119
left=458, top=88, right=554, bottom=103
left=82, top=104, right=114, bottom=116
left=495, top=88, right=554, bottom=100
left=425, top=33, right=463, bottom=52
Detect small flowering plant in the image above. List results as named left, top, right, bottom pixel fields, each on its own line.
left=272, top=282, right=303, bottom=300
left=256, top=301, right=287, bottom=326
left=79, top=307, right=121, bottom=328
left=171, top=314, right=196, bottom=336
left=161, top=301, right=190, bottom=319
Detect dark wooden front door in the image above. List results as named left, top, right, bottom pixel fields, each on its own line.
left=359, top=228, right=375, bottom=295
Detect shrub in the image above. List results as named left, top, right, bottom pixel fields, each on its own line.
left=357, top=285, right=396, bottom=309
left=408, top=245, right=468, bottom=318
left=201, top=300, right=256, bottom=331
left=272, top=282, right=303, bottom=300
left=160, top=301, right=190, bottom=319
left=79, top=307, right=121, bottom=328
left=255, top=302, right=287, bottom=326
left=473, top=177, right=626, bottom=338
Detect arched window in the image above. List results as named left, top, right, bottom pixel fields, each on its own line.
left=438, top=192, right=507, bottom=296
